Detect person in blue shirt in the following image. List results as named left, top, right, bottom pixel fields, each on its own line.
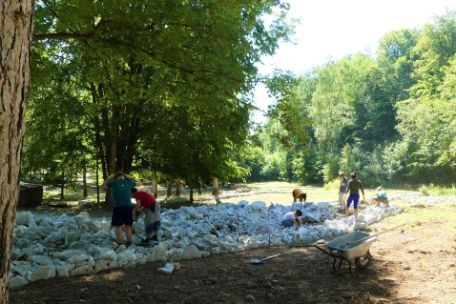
left=103, top=171, right=137, bottom=246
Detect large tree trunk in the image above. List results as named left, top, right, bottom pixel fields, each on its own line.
left=0, top=1, right=34, bottom=302
left=60, top=171, right=65, bottom=200
left=212, top=177, right=219, bottom=195
left=82, top=164, right=88, bottom=198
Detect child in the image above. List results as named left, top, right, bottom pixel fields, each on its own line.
left=131, top=188, right=160, bottom=243
left=103, top=171, right=136, bottom=246
left=281, top=210, right=303, bottom=228
left=344, top=172, right=366, bottom=219
left=371, top=186, right=389, bottom=206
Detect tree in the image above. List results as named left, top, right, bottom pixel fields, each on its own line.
left=0, top=1, right=34, bottom=302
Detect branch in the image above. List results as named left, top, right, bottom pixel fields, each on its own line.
left=33, top=32, right=95, bottom=41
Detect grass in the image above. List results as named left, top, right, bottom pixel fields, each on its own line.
left=418, top=184, right=456, bottom=196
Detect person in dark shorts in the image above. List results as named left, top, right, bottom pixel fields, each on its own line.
left=344, top=172, right=365, bottom=219
left=103, top=171, right=136, bottom=246
left=132, top=188, right=161, bottom=243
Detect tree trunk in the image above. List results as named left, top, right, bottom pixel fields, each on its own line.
left=153, top=179, right=158, bottom=198
left=212, top=177, right=219, bottom=195
left=175, top=180, right=181, bottom=197
left=189, top=187, right=194, bottom=203
left=0, top=1, right=34, bottom=302
left=96, top=158, right=100, bottom=204
left=82, top=163, right=88, bottom=198
left=166, top=181, right=172, bottom=198
left=60, top=171, right=65, bottom=200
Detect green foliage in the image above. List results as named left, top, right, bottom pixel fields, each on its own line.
left=26, top=0, right=294, bottom=188
left=419, top=184, right=456, bottom=196
left=240, top=10, right=456, bottom=187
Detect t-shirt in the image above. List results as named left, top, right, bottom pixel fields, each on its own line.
left=132, top=191, right=156, bottom=208
left=282, top=211, right=296, bottom=221
left=376, top=190, right=387, bottom=199
left=339, top=177, right=349, bottom=193
left=107, top=179, right=136, bottom=207
left=346, top=179, right=364, bottom=195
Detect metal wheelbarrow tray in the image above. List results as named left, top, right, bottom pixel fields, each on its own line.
left=314, top=231, right=376, bottom=276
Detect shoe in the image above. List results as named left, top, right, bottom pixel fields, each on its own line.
left=125, top=241, right=132, bottom=247
left=141, top=238, right=150, bottom=244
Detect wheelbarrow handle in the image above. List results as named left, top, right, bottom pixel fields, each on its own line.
left=344, top=223, right=407, bottom=246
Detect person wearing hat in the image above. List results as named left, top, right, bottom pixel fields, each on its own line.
left=103, top=171, right=137, bottom=246
left=338, top=172, right=349, bottom=212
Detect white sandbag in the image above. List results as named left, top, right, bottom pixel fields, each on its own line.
left=9, top=275, right=29, bottom=289
left=70, top=264, right=94, bottom=276
left=29, top=255, right=53, bottom=266
left=27, top=265, right=56, bottom=282
left=157, top=263, right=174, bottom=274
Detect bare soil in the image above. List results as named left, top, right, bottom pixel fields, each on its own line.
left=10, top=213, right=456, bottom=304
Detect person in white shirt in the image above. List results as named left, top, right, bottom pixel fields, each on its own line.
left=281, top=210, right=303, bottom=228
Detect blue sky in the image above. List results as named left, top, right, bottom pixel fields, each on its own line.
left=252, top=0, right=456, bottom=124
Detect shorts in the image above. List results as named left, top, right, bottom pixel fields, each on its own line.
left=281, top=219, right=294, bottom=228
left=145, top=221, right=161, bottom=234
left=347, top=193, right=360, bottom=209
left=111, top=205, right=134, bottom=226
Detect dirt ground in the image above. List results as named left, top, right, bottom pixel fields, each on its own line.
left=10, top=204, right=456, bottom=304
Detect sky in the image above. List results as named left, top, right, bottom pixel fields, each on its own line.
left=252, top=0, right=456, bottom=124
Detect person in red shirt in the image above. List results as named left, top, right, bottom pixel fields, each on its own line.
left=131, top=188, right=160, bottom=243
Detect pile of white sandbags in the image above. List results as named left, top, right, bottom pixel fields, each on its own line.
left=9, top=201, right=402, bottom=289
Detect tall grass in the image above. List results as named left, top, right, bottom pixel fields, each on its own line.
left=419, top=184, right=456, bottom=196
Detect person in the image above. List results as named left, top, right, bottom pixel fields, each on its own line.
left=131, top=187, right=161, bottom=243
left=281, top=210, right=303, bottom=228
left=338, top=172, right=349, bottom=212
left=292, top=188, right=307, bottom=202
left=344, top=172, right=366, bottom=219
left=371, top=186, right=389, bottom=207
left=102, top=171, right=136, bottom=246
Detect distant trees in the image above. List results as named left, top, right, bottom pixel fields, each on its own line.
left=244, top=12, right=456, bottom=187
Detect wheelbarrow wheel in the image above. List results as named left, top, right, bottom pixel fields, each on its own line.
left=355, top=253, right=371, bottom=270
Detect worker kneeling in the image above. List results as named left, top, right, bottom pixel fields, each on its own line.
left=281, top=210, right=303, bottom=229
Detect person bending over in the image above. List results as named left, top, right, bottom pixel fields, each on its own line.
left=281, top=210, right=303, bottom=228
left=132, top=188, right=161, bottom=243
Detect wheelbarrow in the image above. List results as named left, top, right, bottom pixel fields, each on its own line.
left=312, top=224, right=405, bottom=276
left=313, top=231, right=375, bottom=276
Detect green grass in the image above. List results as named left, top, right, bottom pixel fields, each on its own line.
left=418, top=184, right=456, bottom=196
left=43, top=185, right=105, bottom=202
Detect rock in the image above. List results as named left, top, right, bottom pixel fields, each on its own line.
left=250, top=201, right=266, bottom=211
left=245, top=294, right=255, bottom=301
left=56, top=263, right=72, bottom=277
left=15, top=211, right=35, bottom=226
left=70, top=264, right=94, bottom=276
left=27, top=265, right=56, bottom=282
left=29, top=255, right=53, bottom=266
left=98, top=249, right=117, bottom=261
left=9, top=275, right=29, bottom=289
left=11, top=261, right=32, bottom=278
left=95, top=259, right=111, bottom=273
left=158, top=263, right=174, bottom=274
left=182, top=245, right=202, bottom=260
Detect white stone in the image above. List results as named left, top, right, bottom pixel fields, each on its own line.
left=70, top=264, right=94, bottom=276
left=29, top=255, right=53, bottom=266
left=182, top=245, right=202, bottom=260
left=157, top=263, right=174, bottom=274
left=95, top=259, right=111, bottom=273
left=9, top=275, right=29, bottom=289
left=27, top=265, right=56, bottom=282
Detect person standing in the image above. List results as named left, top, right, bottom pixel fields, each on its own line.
left=338, top=172, right=349, bottom=212
left=103, top=171, right=137, bottom=246
left=344, top=172, right=365, bottom=219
